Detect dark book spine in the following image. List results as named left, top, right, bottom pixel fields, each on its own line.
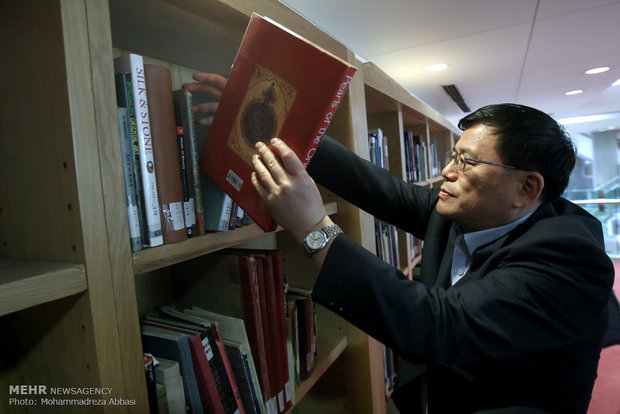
left=205, top=329, right=238, bottom=414
left=144, top=354, right=160, bottom=414
left=176, top=126, right=196, bottom=237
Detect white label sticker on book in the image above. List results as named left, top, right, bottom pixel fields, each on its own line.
left=202, top=337, right=214, bottom=360
left=167, top=201, right=185, bottom=231
left=267, top=397, right=278, bottom=414
left=285, top=379, right=292, bottom=402
left=226, top=169, right=244, bottom=191
left=184, top=198, right=196, bottom=227
left=127, top=205, right=141, bottom=238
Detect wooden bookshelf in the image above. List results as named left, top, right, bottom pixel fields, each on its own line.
left=1, top=0, right=459, bottom=413
left=0, top=259, right=87, bottom=317
left=293, top=333, right=348, bottom=405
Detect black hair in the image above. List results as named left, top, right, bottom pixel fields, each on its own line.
left=458, top=103, right=576, bottom=201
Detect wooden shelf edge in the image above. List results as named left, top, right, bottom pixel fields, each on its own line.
left=291, top=332, right=348, bottom=408
left=0, top=258, right=87, bottom=317
left=133, top=202, right=339, bottom=274
left=133, top=223, right=274, bottom=274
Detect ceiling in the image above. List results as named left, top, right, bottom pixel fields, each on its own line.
left=279, top=0, right=620, bottom=143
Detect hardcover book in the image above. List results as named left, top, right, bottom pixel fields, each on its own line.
left=173, top=89, right=205, bottom=235
left=141, top=325, right=204, bottom=413
left=200, top=13, right=357, bottom=231
left=144, top=64, right=187, bottom=244
left=114, top=54, right=164, bottom=247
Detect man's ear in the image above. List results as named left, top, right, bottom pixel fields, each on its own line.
left=515, top=171, right=544, bottom=207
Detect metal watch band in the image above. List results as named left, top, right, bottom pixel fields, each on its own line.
left=322, top=224, right=343, bottom=239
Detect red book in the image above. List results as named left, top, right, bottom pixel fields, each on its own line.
left=248, top=250, right=290, bottom=414
left=268, top=250, right=292, bottom=412
left=200, top=13, right=357, bottom=231
left=237, top=255, right=272, bottom=404
left=210, top=321, right=246, bottom=414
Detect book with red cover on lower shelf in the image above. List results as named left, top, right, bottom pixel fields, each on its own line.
left=200, top=13, right=357, bottom=232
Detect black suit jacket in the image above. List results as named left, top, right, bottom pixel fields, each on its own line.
left=307, top=136, right=614, bottom=413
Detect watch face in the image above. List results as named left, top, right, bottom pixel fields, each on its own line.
left=306, top=230, right=327, bottom=250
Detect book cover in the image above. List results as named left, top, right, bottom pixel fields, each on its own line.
left=237, top=250, right=290, bottom=413
left=200, top=13, right=357, bottom=231
left=155, top=358, right=187, bottom=414
left=144, top=64, right=187, bottom=244
left=143, top=317, right=226, bottom=414
left=224, top=340, right=260, bottom=414
left=143, top=354, right=160, bottom=414
left=114, top=54, right=163, bottom=247
left=187, top=308, right=267, bottom=414
left=173, top=89, right=205, bottom=235
left=116, top=106, right=144, bottom=251
left=210, top=320, right=246, bottom=414
left=202, top=173, right=234, bottom=231
left=141, top=325, right=204, bottom=414
left=158, top=307, right=244, bottom=414
left=236, top=256, right=271, bottom=404
left=289, top=293, right=315, bottom=380
left=176, top=125, right=197, bottom=238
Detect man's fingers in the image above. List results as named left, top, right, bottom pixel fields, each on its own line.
left=193, top=102, right=219, bottom=114
left=269, top=138, right=305, bottom=175
left=182, top=73, right=227, bottom=99
left=192, top=72, right=227, bottom=90
left=251, top=171, right=269, bottom=199
left=252, top=153, right=277, bottom=192
left=182, top=82, right=224, bottom=100
left=255, top=141, right=287, bottom=183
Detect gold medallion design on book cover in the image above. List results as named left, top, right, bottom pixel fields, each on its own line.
left=228, top=65, right=297, bottom=166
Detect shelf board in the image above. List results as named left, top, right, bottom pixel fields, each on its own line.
left=293, top=333, right=348, bottom=406
left=133, top=202, right=338, bottom=274
left=0, top=258, right=87, bottom=316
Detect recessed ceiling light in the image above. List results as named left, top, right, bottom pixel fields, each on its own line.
left=613, top=79, right=620, bottom=86
left=585, top=66, right=610, bottom=75
left=425, top=63, right=448, bottom=72
left=565, top=89, right=584, bottom=96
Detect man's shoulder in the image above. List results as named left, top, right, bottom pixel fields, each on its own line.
left=509, top=197, right=606, bottom=252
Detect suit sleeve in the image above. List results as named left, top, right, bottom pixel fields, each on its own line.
left=308, top=135, right=438, bottom=238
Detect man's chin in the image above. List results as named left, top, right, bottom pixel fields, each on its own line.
left=435, top=200, right=451, bottom=217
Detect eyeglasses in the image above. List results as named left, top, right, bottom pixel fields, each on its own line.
left=449, top=151, right=522, bottom=171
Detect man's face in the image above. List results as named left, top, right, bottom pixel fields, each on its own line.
left=436, top=123, right=522, bottom=232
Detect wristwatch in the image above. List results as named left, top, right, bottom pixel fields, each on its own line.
left=303, top=224, right=343, bottom=257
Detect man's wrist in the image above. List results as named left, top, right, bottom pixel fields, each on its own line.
left=297, top=216, right=334, bottom=245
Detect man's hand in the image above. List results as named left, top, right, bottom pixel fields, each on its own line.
left=251, top=138, right=329, bottom=244
left=181, top=72, right=227, bottom=125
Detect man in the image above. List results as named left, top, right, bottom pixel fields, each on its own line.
left=187, top=75, right=613, bottom=413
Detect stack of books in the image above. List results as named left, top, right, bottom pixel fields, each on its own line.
left=140, top=248, right=318, bottom=414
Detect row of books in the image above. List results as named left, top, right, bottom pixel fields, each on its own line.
left=141, top=249, right=317, bottom=414
left=403, top=131, right=445, bottom=183
left=367, top=129, right=400, bottom=398
left=114, top=52, right=251, bottom=252
left=368, top=128, right=390, bottom=170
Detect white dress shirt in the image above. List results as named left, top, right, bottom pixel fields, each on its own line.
left=450, top=210, right=536, bottom=285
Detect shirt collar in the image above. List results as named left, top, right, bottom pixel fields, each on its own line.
left=455, top=209, right=537, bottom=255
